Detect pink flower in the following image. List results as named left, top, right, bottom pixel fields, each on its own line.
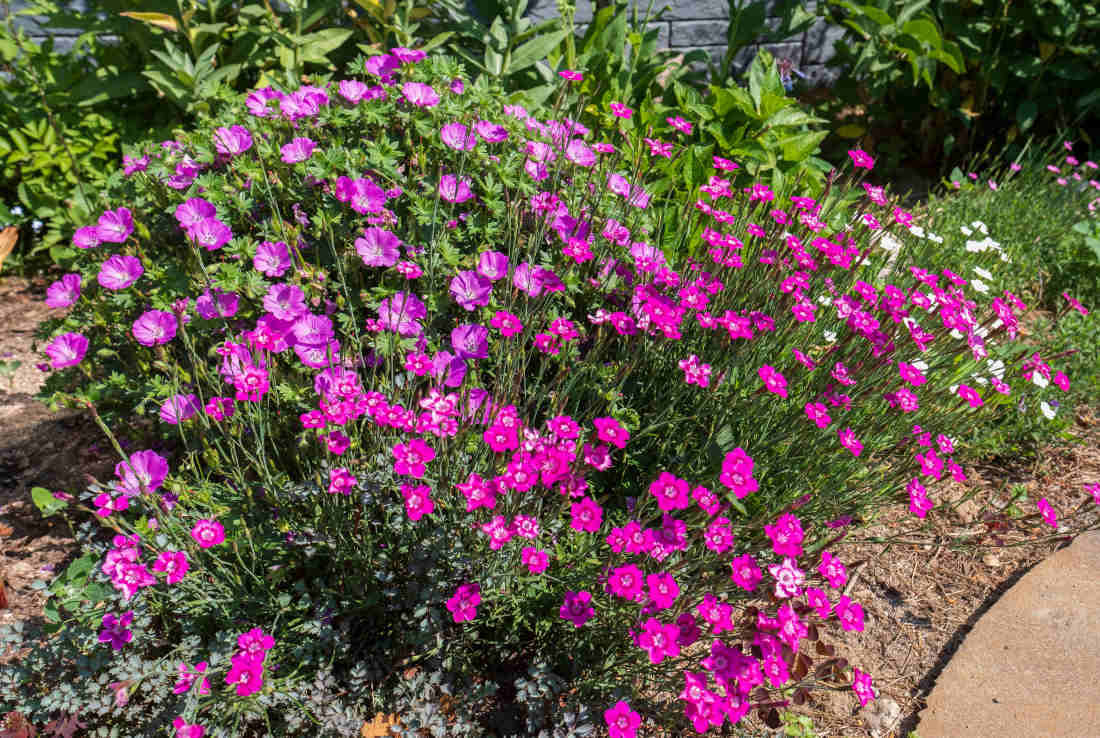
left=446, top=582, right=481, bottom=622
left=852, top=668, right=875, bottom=706
left=490, top=310, right=523, bottom=337
left=805, top=587, right=831, bottom=618
left=440, top=122, right=477, bottom=151
left=637, top=617, right=680, bottom=664
left=132, top=310, right=178, bottom=346
left=607, top=564, right=644, bottom=600
left=225, top=652, right=264, bottom=696
left=666, top=115, right=693, bottom=135
left=73, top=225, right=102, bottom=249
left=609, top=102, right=633, bottom=118
left=254, top=240, right=291, bottom=277
left=730, top=554, right=762, bottom=592
left=649, top=471, right=691, bottom=511
left=401, top=81, right=439, bottom=107
left=173, top=718, right=206, bottom=738
left=758, top=365, right=788, bottom=397
left=713, top=155, right=739, bottom=171
left=768, top=557, right=805, bottom=598
left=646, top=572, right=679, bottom=610
left=834, top=595, right=865, bottom=632
left=521, top=547, right=549, bottom=574
left=570, top=496, right=603, bottom=533
left=392, top=438, right=436, bottom=478
left=559, top=69, right=583, bottom=82
left=818, top=551, right=847, bottom=588
left=213, top=125, right=253, bottom=157
left=401, top=483, right=434, bottom=521
left=439, top=174, right=473, bottom=203
left=173, top=661, right=210, bottom=695
left=44, top=332, right=89, bottom=369
left=805, top=402, right=831, bottom=429
left=97, top=253, right=144, bottom=290
left=848, top=149, right=875, bottom=169
left=604, top=700, right=641, bottom=738
left=96, top=207, right=134, bottom=243
left=237, top=627, right=275, bottom=660
left=45, top=273, right=81, bottom=308
left=838, top=428, right=863, bottom=457
left=560, top=590, right=595, bottom=627
left=355, top=227, right=402, bottom=267
left=187, top=216, right=233, bottom=251
left=159, top=394, right=199, bottom=424
left=957, top=384, right=983, bottom=407
left=1037, top=497, right=1058, bottom=528
left=191, top=519, right=225, bottom=548
left=1087, top=483, right=1100, bottom=505
left=719, top=448, right=758, bottom=499
left=280, top=137, right=316, bottom=163
left=98, top=611, right=134, bottom=650
left=593, top=417, right=630, bottom=449
left=475, top=120, right=509, bottom=143
left=153, top=551, right=189, bottom=585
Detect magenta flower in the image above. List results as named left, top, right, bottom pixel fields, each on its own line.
left=758, top=365, right=788, bottom=397
left=609, top=102, right=633, bottom=118
left=637, top=617, right=680, bottom=664
left=565, top=139, right=596, bottom=167
left=848, top=149, right=875, bottom=170
left=153, top=550, right=190, bottom=585
left=159, top=394, right=199, bottom=424
left=97, top=253, right=144, bottom=290
left=401, top=483, right=435, bottom=521
left=280, top=137, right=316, bottom=164
left=173, top=718, right=206, bottom=738
left=477, top=250, right=509, bottom=281
left=570, top=496, right=603, bottom=533
left=365, top=53, right=399, bottom=76
left=1037, top=497, right=1058, bottom=528
left=649, top=471, right=691, bottom=511
left=818, top=551, right=848, bottom=588
left=451, top=324, right=489, bottom=360
left=132, top=310, right=178, bottom=346
left=852, top=668, right=876, bottom=706
left=666, top=115, right=693, bottom=135
left=225, top=652, right=264, bottom=696
left=191, top=519, right=225, bottom=548
left=45, top=273, right=81, bottom=308
left=719, top=447, right=758, bottom=499
left=391, top=46, right=426, bottom=63
left=646, top=572, right=680, bottom=610
left=765, top=513, right=805, bottom=557
left=338, top=79, right=369, bottom=103
left=392, top=438, right=436, bottom=478
left=449, top=270, right=492, bottom=311
left=475, top=120, right=509, bottom=143
left=115, top=449, right=169, bottom=495
left=521, top=547, right=549, bottom=574
left=440, top=122, right=477, bottom=151
left=196, top=288, right=238, bottom=319
left=172, top=662, right=210, bottom=695
left=560, top=590, right=595, bottom=627
left=355, top=227, right=402, bottom=267
left=401, top=81, right=440, bottom=107
left=603, top=701, right=640, bottom=738
left=44, top=332, right=89, bottom=369
left=907, top=477, right=933, bottom=518
left=593, top=417, right=630, bottom=449
left=835, top=595, right=865, bottom=632
left=97, top=207, right=134, bottom=243
left=446, top=582, right=481, bottom=623
left=174, top=197, right=216, bottom=229
left=490, top=310, right=523, bottom=337
left=838, top=427, right=863, bottom=457
left=263, top=283, right=308, bottom=321
left=439, top=174, right=473, bottom=203
left=768, top=557, right=806, bottom=598
left=957, top=384, right=983, bottom=408
left=98, top=611, right=134, bottom=650
left=213, top=125, right=253, bottom=157
left=607, top=564, right=644, bottom=600
left=187, top=216, right=233, bottom=251
left=237, top=628, right=275, bottom=660
left=559, top=69, right=583, bottom=81
left=73, top=225, right=102, bottom=249
left=730, top=553, right=762, bottom=592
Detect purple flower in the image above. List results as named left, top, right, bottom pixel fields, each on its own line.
left=439, top=174, right=473, bottom=203
left=254, top=241, right=291, bottom=277
left=132, top=310, right=178, bottom=346
left=451, top=324, right=489, bottom=360
left=475, top=120, right=509, bottom=143
left=402, top=82, right=440, bottom=107
left=280, top=137, right=316, bottom=164
left=99, top=611, right=134, bottom=651
left=477, top=251, right=509, bottom=281
left=295, top=340, right=340, bottom=368
left=187, top=217, right=233, bottom=251
left=97, top=254, right=144, bottom=290
left=73, top=225, right=102, bottom=249
left=607, top=173, right=631, bottom=197
left=246, top=87, right=285, bottom=118
left=97, top=207, right=134, bottom=243
left=378, top=291, right=426, bottom=336
left=174, top=197, right=216, bottom=229
left=432, top=350, right=467, bottom=387
left=391, top=46, right=426, bottom=64
left=213, top=125, right=253, bottom=157
left=45, top=332, right=88, bottom=369
left=196, top=289, right=239, bottom=319
left=336, top=177, right=386, bottom=214
left=355, top=227, right=402, bottom=267
left=449, top=270, right=492, bottom=311
left=512, top=262, right=543, bottom=297
left=440, top=123, right=477, bottom=151
left=450, top=78, right=465, bottom=94
left=159, top=394, right=200, bottom=424
left=365, top=54, right=400, bottom=77
left=338, top=79, right=369, bottom=103
left=122, top=154, right=149, bottom=176
left=45, top=273, right=81, bottom=308
left=291, top=313, right=335, bottom=347
left=565, top=139, right=596, bottom=167
left=263, top=284, right=308, bottom=321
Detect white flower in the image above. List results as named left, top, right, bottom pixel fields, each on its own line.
left=960, top=225, right=973, bottom=236
left=10, top=205, right=23, bottom=216
left=880, top=233, right=903, bottom=253
left=1032, top=372, right=1049, bottom=389
left=910, top=226, right=926, bottom=238
left=999, top=252, right=1011, bottom=263
left=971, top=279, right=989, bottom=293
left=817, top=295, right=833, bottom=307
left=973, top=266, right=993, bottom=279
left=987, top=359, right=1005, bottom=379
left=949, top=383, right=959, bottom=393
left=912, top=359, right=929, bottom=371
left=1041, top=401, right=1057, bottom=419
left=972, top=373, right=989, bottom=385
left=991, top=318, right=1004, bottom=330
left=950, top=329, right=964, bottom=339
left=31, top=219, right=43, bottom=232
left=971, top=220, right=989, bottom=235
left=965, top=239, right=985, bottom=252
left=928, top=232, right=944, bottom=243
left=823, top=330, right=837, bottom=342
left=975, top=325, right=989, bottom=338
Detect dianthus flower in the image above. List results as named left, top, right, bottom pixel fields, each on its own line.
left=1037, top=497, right=1058, bottom=528
left=98, top=611, right=134, bottom=651
left=560, top=590, right=595, bottom=627
left=603, top=701, right=641, bottom=738
left=758, top=364, right=788, bottom=397
left=648, top=471, right=691, bottom=511
left=848, top=149, right=875, bottom=169
left=570, top=496, right=603, bottom=533
left=768, top=557, right=805, bottom=598
left=446, top=582, right=481, bottom=622
left=719, top=447, right=758, bottom=498
left=834, top=595, right=865, bottom=632
left=153, top=550, right=189, bottom=585
left=191, top=519, right=225, bottom=548
left=593, top=417, right=630, bottom=449
left=225, top=652, right=264, bottom=696
left=646, top=572, right=680, bottom=610
left=173, top=662, right=210, bottom=695
left=637, top=617, right=680, bottom=664
left=607, top=564, right=644, bottom=600
left=730, top=554, right=762, bottom=592
left=818, top=551, right=848, bottom=588
left=838, top=427, right=863, bottom=457
left=522, top=547, right=549, bottom=574
left=392, top=438, right=435, bottom=478
left=852, top=668, right=876, bottom=706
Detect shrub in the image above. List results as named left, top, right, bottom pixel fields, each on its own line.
left=8, top=50, right=1100, bottom=736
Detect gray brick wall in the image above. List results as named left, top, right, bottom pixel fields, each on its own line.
left=527, top=1, right=839, bottom=84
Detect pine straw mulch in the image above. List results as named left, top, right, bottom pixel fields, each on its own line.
left=2, top=275, right=1100, bottom=737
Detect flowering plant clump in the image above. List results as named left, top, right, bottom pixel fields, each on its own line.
left=15, top=51, right=1100, bottom=735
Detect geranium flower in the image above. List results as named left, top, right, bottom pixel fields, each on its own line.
left=355, top=227, right=402, bottom=267
left=159, top=394, right=199, bottom=424
left=44, top=332, right=88, bottom=369
left=97, top=254, right=144, bottom=290
left=450, top=270, right=492, bottom=311
left=475, top=120, right=508, bottom=143
left=187, top=216, right=233, bottom=251
left=401, top=81, right=439, bottom=107
left=451, top=324, right=489, bottom=359
left=280, top=137, right=316, bottom=163
left=96, top=207, right=134, bottom=243
left=73, top=225, right=102, bottom=249
left=132, top=310, right=178, bottom=346
left=45, top=273, right=81, bottom=308
left=440, top=122, right=476, bottom=151
left=439, top=174, right=473, bottom=203
left=213, top=125, right=253, bottom=157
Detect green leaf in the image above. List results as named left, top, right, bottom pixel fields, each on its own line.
left=901, top=17, right=942, bottom=49
left=298, top=28, right=354, bottom=64
left=1016, top=99, right=1038, bottom=131
left=508, top=30, right=567, bottom=74
left=31, top=486, right=68, bottom=517
left=779, top=130, right=828, bottom=161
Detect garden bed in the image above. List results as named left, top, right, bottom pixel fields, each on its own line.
left=3, top=274, right=1097, bottom=736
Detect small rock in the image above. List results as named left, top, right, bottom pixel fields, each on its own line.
left=982, top=553, right=1000, bottom=567
left=863, top=695, right=901, bottom=738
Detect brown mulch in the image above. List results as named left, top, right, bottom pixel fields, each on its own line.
left=2, top=276, right=1099, bottom=737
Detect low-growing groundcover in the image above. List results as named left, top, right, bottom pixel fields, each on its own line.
left=3, top=49, right=1100, bottom=737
